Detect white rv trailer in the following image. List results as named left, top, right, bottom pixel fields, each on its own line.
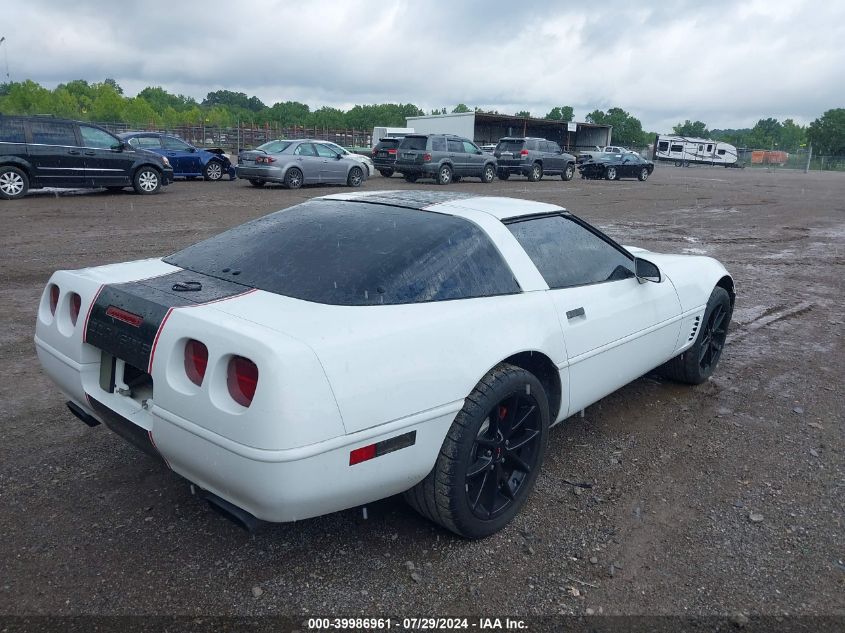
left=653, top=135, right=739, bottom=167
left=371, top=126, right=415, bottom=148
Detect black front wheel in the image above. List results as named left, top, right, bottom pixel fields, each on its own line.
left=481, top=164, right=496, bottom=183
left=405, top=363, right=549, bottom=538
left=658, top=286, right=732, bottom=384
left=562, top=164, right=575, bottom=181
left=203, top=160, right=224, bottom=181
left=379, top=169, right=394, bottom=178
left=347, top=166, right=363, bottom=187
left=638, top=168, right=650, bottom=181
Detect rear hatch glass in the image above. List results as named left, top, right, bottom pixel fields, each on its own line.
left=399, top=136, right=427, bottom=151
left=496, top=140, right=525, bottom=153
left=164, top=200, right=519, bottom=306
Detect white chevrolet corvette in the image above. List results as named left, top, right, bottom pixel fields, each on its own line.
left=35, top=191, right=734, bottom=538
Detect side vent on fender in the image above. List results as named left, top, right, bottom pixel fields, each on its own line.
left=688, top=316, right=701, bottom=342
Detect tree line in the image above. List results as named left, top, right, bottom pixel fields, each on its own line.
left=0, top=79, right=842, bottom=154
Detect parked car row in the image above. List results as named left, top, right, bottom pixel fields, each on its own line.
left=374, top=134, right=579, bottom=185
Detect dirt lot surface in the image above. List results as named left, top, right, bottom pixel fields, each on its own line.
left=1, top=166, right=843, bottom=622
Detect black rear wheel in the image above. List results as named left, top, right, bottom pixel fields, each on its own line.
left=403, top=174, right=418, bottom=183
left=498, top=170, right=510, bottom=180
left=562, top=164, right=575, bottom=181
left=528, top=163, right=542, bottom=182
left=437, top=164, right=453, bottom=185
left=248, top=179, right=265, bottom=187
left=404, top=363, right=549, bottom=538
left=378, top=169, right=394, bottom=177
left=638, top=167, right=650, bottom=181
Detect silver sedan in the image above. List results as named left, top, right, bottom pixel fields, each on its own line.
left=236, top=139, right=368, bottom=189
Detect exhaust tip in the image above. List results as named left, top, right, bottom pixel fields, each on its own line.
left=66, top=401, right=100, bottom=427
left=202, top=491, right=260, bottom=533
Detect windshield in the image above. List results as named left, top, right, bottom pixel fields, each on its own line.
left=164, top=200, right=520, bottom=306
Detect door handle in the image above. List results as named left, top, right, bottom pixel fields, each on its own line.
left=68, top=150, right=81, bottom=155
left=84, top=151, right=95, bottom=156
left=566, top=307, right=586, bottom=320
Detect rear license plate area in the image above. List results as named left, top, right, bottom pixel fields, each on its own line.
left=98, top=350, right=154, bottom=405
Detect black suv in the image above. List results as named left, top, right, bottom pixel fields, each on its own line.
left=494, top=137, right=577, bottom=182
left=372, top=136, right=404, bottom=177
left=394, top=134, right=497, bottom=185
left=0, top=115, right=174, bottom=200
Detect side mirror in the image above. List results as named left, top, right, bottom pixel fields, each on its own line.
left=188, top=147, right=197, bottom=153
left=335, top=153, right=343, bottom=160
left=113, top=142, right=127, bottom=151
left=635, top=257, right=662, bottom=283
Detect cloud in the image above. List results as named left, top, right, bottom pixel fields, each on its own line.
left=2, top=0, right=843, bottom=130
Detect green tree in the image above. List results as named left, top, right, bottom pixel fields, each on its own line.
left=545, top=106, right=573, bottom=122
left=123, top=97, right=159, bottom=127
left=515, top=110, right=531, bottom=118
left=452, top=103, right=471, bottom=113
left=311, top=106, right=346, bottom=129
left=586, top=107, right=646, bottom=147
left=3, top=80, right=53, bottom=114
left=778, top=118, right=806, bottom=152
left=103, top=78, right=124, bottom=95
left=807, top=108, right=845, bottom=155
left=89, top=84, right=125, bottom=122
left=748, top=117, right=782, bottom=149
left=672, top=119, right=709, bottom=137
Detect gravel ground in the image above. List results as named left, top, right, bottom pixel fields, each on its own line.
left=0, top=165, right=843, bottom=622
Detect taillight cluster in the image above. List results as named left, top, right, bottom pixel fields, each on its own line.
left=255, top=155, right=276, bottom=164
left=387, top=148, right=397, bottom=155
left=183, top=339, right=259, bottom=408
left=520, top=149, right=530, bottom=156
left=47, top=284, right=82, bottom=326
left=423, top=152, right=432, bottom=161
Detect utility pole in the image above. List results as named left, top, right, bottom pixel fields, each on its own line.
left=0, top=36, right=9, bottom=82
left=804, top=143, right=812, bottom=173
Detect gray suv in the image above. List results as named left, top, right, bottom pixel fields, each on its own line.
left=494, top=137, right=576, bottom=182
left=394, top=134, right=497, bottom=185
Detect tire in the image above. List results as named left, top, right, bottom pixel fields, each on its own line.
left=285, top=167, right=303, bottom=189
left=453, top=175, right=462, bottom=183
left=562, top=164, right=575, bottom=181
left=605, top=166, right=617, bottom=181
left=404, top=363, right=550, bottom=539
left=403, top=174, right=418, bottom=183
left=481, top=163, right=496, bottom=183
left=203, top=160, right=224, bottom=181
left=436, top=164, right=453, bottom=185
left=658, top=287, right=732, bottom=385
left=0, top=166, right=30, bottom=200
left=248, top=179, right=265, bottom=187
left=133, top=167, right=162, bottom=195
left=638, top=168, right=650, bottom=181
left=379, top=169, right=394, bottom=178
left=347, top=166, right=363, bottom=187
left=498, top=170, right=510, bottom=181
left=528, top=162, right=543, bottom=182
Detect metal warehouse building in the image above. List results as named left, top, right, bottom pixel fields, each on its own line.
left=405, top=112, right=612, bottom=151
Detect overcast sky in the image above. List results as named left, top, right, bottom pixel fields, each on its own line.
left=2, top=0, right=843, bottom=131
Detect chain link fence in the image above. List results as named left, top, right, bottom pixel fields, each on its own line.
left=95, top=121, right=374, bottom=153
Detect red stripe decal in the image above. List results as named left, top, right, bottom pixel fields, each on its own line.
left=148, top=430, right=171, bottom=470
left=147, top=306, right=174, bottom=374
left=81, top=285, right=104, bottom=343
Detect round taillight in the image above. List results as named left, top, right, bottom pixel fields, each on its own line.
left=227, top=356, right=258, bottom=408
left=49, top=284, right=59, bottom=316
left=184, top=339, right=209, bottom=386
left=69, top=293, right=81, bottom=326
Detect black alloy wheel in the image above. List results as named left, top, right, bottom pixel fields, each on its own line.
left=465, top=394, right=543, bottom=521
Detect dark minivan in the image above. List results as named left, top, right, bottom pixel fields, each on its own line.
left=0, top=115, right=174, bottom=199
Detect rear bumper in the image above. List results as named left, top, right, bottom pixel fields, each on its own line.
left=235, top=165, right=284, bottom=182
left=394, top=163, right=436, bottom=176
left=35, top=334, right=458, bottom=523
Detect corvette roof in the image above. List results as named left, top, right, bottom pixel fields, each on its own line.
left=319, top=190, right=566, bottom=220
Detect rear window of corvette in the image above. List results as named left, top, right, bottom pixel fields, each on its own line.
left=164, top=200, right=520, bottom=306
